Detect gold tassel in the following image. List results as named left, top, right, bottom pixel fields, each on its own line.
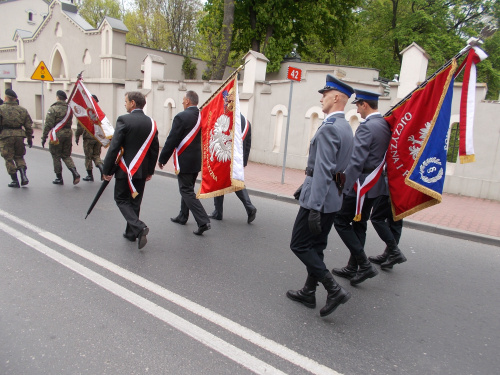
left=353, top=214, right=361, bottom=222
left=460, top=154, right=475, bottom=164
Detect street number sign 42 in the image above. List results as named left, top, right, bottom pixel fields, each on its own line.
left=287, top=66, right=302, bottom=82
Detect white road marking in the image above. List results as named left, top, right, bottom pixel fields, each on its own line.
left=0, top=208, right=343, bottom=375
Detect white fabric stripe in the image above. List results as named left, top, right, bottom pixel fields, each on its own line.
left=49, top=105, right=72, bottom=141
left=178, top=112, right=201, bottom=152
left=232, top=83, right=244, bottom=181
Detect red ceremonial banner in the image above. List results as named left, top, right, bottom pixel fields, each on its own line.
left=69, top=79, right=114, bottom=147
left=197, top=76, right=244, bottom=198
left=385, top=63, right=456, bottom=220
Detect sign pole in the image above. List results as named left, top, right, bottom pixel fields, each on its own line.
left=281, top=80, right=293, bottom=184
left=41, top=82, right=45, bottom=129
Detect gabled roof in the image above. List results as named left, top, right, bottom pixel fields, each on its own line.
left=61, top=1, right=93, bottom=31
left=99, top=16, right=128, bottom=33
left=13, top=29, right=33, bottom=40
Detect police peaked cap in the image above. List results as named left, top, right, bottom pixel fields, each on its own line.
left=318, top=74, right=354, bottom=97
left=5, top=88, right=17, bottom=99
left=352, top=89, right=381, bottom=104
left=56, top=90, right=67, bottom=100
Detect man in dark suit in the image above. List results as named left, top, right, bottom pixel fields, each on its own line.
left=102, top=91, right=159, bottom=250
left=208, top=113, right=257, bottom=223
left=332, top=89, right=393, bottom=284
left=158, top=90, right=211, bottom=236
left=286, top=75, right=354, bottom=318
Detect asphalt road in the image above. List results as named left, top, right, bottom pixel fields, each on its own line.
left=1, top=148, right=499, bottom=375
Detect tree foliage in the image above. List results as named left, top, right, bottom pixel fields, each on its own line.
left=77, top=0, right=122, bottom=28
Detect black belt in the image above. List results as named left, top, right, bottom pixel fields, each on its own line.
left=362, top=167, right=375, bottom=174
left=305, top=167, right=314, bottom=177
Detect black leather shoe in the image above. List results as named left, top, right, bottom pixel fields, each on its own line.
left=193, top=223, right=211, bottom=235
left=170, top=216, right=187, bottom=225
left=123, top=232, right=136, bottom=242
left=138, top=227, right=149, bottom=249
left=381, top=251, right=407, bottom=269
left=247, top=208, right=257, bottom=224
left=331, top=266, right=357, bottom=280
left=286, top=289, right=316, bottom=308
left=208, top=211, right=222, bottom=220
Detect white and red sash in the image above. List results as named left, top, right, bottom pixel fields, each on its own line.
left=173, top=113, right=201, bottom=174
left=49, top=106, right=73, bottom=143
left=242, top=117, right=249, bottom=141
left=118, top=116, right=157, bottom=198
left=353, top=154, right=386, bottom=221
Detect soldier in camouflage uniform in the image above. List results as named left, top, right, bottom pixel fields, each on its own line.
left=0, top=89, right=33, bottom=188
left=41, top=90, right=80, bottom=185
left=75, top=94, right=103, bottom=182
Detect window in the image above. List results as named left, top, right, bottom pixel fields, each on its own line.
left=28, top=12, right=33, bottom=22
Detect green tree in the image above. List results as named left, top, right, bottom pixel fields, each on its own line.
left=77, top=0, right=122, bottom=28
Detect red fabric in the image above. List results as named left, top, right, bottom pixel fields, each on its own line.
left=384, top=64, right=455, bottom=219
left=70, top=79, right=105, bottom=137
left=198, top=78, right=237, bottom=197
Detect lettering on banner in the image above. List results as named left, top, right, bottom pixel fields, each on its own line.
left=204, top=111, right=217, bottom=181
left=389, top=112, right=413, bottom=172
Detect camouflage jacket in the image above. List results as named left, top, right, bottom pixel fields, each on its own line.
left=42, top=101, right=73, bottom=141
left=0, top=102, right=33, bottom=140
left=75, top=123, right=94, bottom=141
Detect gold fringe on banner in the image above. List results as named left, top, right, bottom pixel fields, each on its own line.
left=460, top=154, right=475, bottom=164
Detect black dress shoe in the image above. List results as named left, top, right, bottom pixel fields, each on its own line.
left=123, top=232, right=136, bottom=242
left=138, top=227, right=149, bottom=249
left=170, top=217, right=187, bottom=225
left=247, top=208, right=257, bottom=224
left=208, top=211, right=222, bottom=220
left=193, top=223, right=211, bottom=235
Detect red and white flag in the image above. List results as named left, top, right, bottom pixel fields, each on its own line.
left=197, top=73, right=245, bottom=198
left=68, top=79, right=114, bottom=147
left=456, top=46, right=488, bottom=163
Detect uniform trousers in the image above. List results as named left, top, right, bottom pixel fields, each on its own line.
left=0, top=136, right=27, bottom=174
left=176, top=172, right=210, bottom=226
left=114, top=177, right=147, bottom=238
left=49, top=135, right=75, bottom=173
left=83, top=138, right=103, bottom=170
left=370, top=195, right=403, bottom=244
left=290, top=206, right=336, bottom=280
left=333, top=195, right=376, bottom=255
left=214, top=188, right=255, bottom=215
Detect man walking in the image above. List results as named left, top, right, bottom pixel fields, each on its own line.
left=102, top=91, right=159, bottom=250
left=0, top=89, right=33, bottom=188
left=158, top=90, right=211, bottom=236
left=286, top=75, right=354, bottom=317
left=75, top=94, right=104, bottom=182
left=208, top=113, right=257, bottom=223
left=41, top=90, right=81, bottom=185
left=332, top=89, right=391, bottom=285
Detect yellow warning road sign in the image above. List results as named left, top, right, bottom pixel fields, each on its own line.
left=31, top=61, right=54, bottom=82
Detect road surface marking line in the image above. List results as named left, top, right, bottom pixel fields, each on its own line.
left=0, top=209, right=342, bottom=375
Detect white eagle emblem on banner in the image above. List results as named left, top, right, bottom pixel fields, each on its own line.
left=209, top=114, right=232, bottom=162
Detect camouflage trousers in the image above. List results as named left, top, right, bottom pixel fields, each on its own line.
left=83, top=138, right=103, bottom=170
left=0, top=136, right=27, bottom=174
left=49, top=135, right=75, bottom=173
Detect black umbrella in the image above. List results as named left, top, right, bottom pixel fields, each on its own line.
left=85, top=148, right=123, bottom=219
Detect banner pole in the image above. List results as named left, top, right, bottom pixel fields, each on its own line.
left=281, top=80, right=294, bottom=184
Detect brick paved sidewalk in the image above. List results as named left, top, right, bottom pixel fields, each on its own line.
left=31, top=128, right=500, bottom=241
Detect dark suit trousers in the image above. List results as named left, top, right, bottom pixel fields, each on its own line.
left=290, top=207, right=336, bottom=280
left=333, top=195, right=376, bottom=256
left=370, top=195, right=403, bottom=244
left=114, top=177, right=147, bottom=238
left=177, top=172, right=209, bottom=226
left=214, top=188, right=255, bottom=215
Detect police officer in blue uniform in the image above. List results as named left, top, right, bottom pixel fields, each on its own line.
left=332, top=89, right=396, bottom=284
left=286, top=75, right=354, bottom=317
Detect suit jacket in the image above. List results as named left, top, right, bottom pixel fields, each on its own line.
left=158, top=106, right=200, bottom=174
left=343, top=113, right=391, bottom=198
left=299, top=112, right=354, bottom=213
left=102, top=109, right=159, bottom=180
left=241, top=114, right=251, bottom=167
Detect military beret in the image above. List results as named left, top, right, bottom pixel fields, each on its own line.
left=56, top=90, right=67, bottom=100
left=318, top=74, right=354, bottom=97
left=352, top=89, right=381, bottom=104
left=5, top=88, right=17, bottom=99
left=91, top=94, right=99, bottom=103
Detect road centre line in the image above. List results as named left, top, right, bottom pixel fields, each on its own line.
left=0, top=220, right=287, bottom=375
left=0, top=209, right=342, bottom=375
